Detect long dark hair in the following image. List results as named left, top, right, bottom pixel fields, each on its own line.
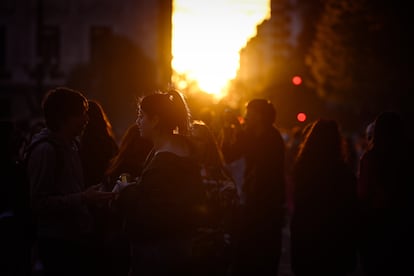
left=83, top=99, right=116, bottom=141
left=105, top=124, right=153, bottom=178
left=295, top=119, right=347, bottom=166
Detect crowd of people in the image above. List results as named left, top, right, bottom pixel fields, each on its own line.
left=1, top=86, right=412, bottom=276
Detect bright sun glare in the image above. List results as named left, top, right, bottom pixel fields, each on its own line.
left=172, top=0, right=270, bottom=99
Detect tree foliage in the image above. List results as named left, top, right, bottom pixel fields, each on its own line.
left=306, top=0, right=412, bottom=117
left=232, top=0, right=296, bottom=106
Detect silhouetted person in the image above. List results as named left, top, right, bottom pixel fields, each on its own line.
left=105, top=123, right=153, bottom=188
left=190, top=120, right=240, bottom=275
left=115, top=89, right=206, bottom=275
left=285, top=122, right=313, bottom=217
left=80, top=99, right=119, bottom=188
left=231, top=99, right=286, bottom=276
left=358, top=111, right=412, bottom=276
left=101, top=123, right=153, bottom=276
left=78, top=99, right=119, bottom=275
left=290, top=119, right=358, bottom=276
left=218, top=107, right=245, bottom=202
left=27, top=87, right=116, bottom=276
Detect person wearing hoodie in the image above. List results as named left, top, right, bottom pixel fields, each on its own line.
left=27, top=87, right=116, bottom=276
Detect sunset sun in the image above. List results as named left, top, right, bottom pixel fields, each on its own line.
left=172, top=0, right=270, bottom=99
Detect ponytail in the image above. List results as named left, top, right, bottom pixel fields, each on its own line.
left=167, top=89, right=191, bottom=135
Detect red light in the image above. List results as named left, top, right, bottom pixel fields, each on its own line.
left=297, top=112, right=307, bottom=122
left=292, top=75, right=302, bottom=86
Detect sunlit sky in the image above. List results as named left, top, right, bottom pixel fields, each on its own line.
left=172, top=0, right=270, bottom=99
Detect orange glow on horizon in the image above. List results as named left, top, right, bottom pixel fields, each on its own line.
left=172, top=0, right=270, bottom=99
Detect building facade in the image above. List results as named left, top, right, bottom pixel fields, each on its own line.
left=0, top=0, right=172, bottom=121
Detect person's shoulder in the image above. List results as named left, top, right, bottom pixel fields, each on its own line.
left=26, top=141, right=59, bottom=166
left=26, top=131, right=62, bottom=159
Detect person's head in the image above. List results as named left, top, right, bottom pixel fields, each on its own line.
left=244, top=99, right=276, bottom=132
left=136, top=89, right=191, bottom=141
left=42, top=87, right=89, bottom=137
left=296, top=119, right=345, bottom=163
left=84, top=99, right=115, bottom=140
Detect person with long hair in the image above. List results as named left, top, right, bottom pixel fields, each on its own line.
left=78, top=99, right=120, bottom=275
left=115, top=89, right=206, bottom=275
left=100, top=124, right=153, bottom=276
left=104, top=124, right=153, bottom=188
left=358, top=111, right=412, bottom=276
left=80, top=99, right=118, bottom=188
left=290, top=119, right=358, bottom=276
